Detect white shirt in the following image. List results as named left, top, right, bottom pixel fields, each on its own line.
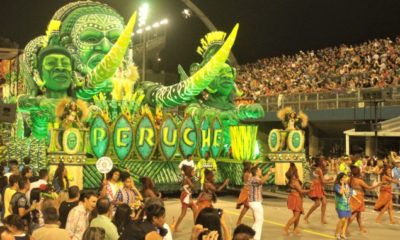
left=178, top=159, right=195, bottom=170
left=27, top=179, right=48, bottom=202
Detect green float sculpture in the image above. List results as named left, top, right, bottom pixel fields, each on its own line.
left=182, top=31, right=264, bottom=153
left=17, top=1, right=240, bottom=140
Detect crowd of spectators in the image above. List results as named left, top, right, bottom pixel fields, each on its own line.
left=236, top=37, right=400, bottom=98
left=0, top=159, right=255, bottom=240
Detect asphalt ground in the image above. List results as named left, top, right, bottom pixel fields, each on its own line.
left=165, top=194, right=400, bottom=240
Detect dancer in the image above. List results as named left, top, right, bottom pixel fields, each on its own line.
left=174, top=165, right=198, bottom=231
left=248, top=166, right=274, bottom=240
left=374, top=165, right=399, bottom=224
left=283, top=163, right=309, bottom=236
left=334, top=173, right=352, bottom=240
left=236, top=161, right=252, bottom=226
left=196, top=169, right=229, bottom=217
left=349, top=166, right=380, bottom=232
left=304, top=157, right=334, bottom=224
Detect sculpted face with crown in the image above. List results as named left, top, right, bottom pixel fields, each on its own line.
left=71, top=14, right=123, bottom=70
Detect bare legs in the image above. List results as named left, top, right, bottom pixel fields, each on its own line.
left=175, top=204, right=198, bottom=231
left=283, top=211, right=301, bottom=236
left=321, top=196, right=328, bottom=224
left=375, top=203, right=389, bottom=224
left=335, top=218, right=349, bottom=239
left=350, top=212, right=366, bottom=232
left=304, top=196, right=328, bottom=224
left=237, top=206, right=250, bottom=226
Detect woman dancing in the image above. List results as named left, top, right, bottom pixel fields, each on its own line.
left=349, top=166, right=380, bottom=232
left=283, top=163, right=309, bottom=236
left=334, top=173, right=352, bottom=240
left=374, top=165, right=399, bottom=224
left=174, top=165, right=198, bottom=231
left=196, top=169, right=229, bottom=218
left=304, top=157, right=334, bottom=224
left=236, top=161, right=253, bottom=226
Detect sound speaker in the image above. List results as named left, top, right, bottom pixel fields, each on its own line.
left=361, top=88, right=393, bottom=101
left=354, top=123, right=373, bottom=132
left=0, top=103, right=16, bottom=123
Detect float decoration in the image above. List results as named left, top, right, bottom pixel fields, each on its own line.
left=89, top=114, right=110, bottom=158
left=112, top=114, right=134, bottom=161
left=159, top=115, right=178, bottom=161
left=179, top=115, right=198, bottom=158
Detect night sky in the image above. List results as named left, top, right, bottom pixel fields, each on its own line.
left=1, top=0, right=400, bottom=72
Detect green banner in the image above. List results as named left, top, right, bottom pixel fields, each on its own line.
left=113, top=114, right=133, bottom=161
left=135, top=113, right=157, bottom=160
left=179, top=115, right=197, bottom=158
left=159, top=115, right=178, bottom=160
left=90, top=115, right=109, bottom=158
left=198, top=117, right=211, bottom=158
left=211, top=117, right=223, bottom=158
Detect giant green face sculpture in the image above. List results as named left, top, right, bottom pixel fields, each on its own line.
left=209, top=63, right=236, bottom=96
left=41, top=54, right=73, bottom=93
left=71, top=14, right=124, bottom=69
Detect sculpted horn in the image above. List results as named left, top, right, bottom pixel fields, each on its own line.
left=87, top=12, right=137, bottom=85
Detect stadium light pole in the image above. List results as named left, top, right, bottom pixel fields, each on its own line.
left=181, top=0, right=238, bottom=65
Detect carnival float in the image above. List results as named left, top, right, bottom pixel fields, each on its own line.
left=0, top=1, right=283, bottom=190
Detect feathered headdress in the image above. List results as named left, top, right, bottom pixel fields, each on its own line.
left=277, top=107, right=294, bottom=121
left=196, top=31, right=227, bottom=57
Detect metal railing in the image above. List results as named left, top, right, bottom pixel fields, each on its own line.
left=254, top=86, right=400, bottom=112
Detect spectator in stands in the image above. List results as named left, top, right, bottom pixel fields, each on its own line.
left=236, top=37, right=400, bottom=98
left=66, top=191, right=98, bottom=240
left=90, top=197, right=119, bottom=240
left=59, top=186, right=80, bottom=228
left=32, top=207, right=70, bottom=240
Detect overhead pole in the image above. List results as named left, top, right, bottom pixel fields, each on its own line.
left=181, top=0, right=238, bottom=65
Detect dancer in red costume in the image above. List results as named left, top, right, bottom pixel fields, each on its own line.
left=374, top=165, right=399, bottom=224
left=349, top=166, right=380, bottom=232
left=283, top=163, right=309, bottom=236
left=174, top=165, right=198, bottom=231
left=196, top=169, right=229, bottom=219
left=304, top=157, right=334, bottom=224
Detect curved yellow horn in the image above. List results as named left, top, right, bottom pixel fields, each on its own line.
left=87, top=11, right=137, bottom=85
left=153, top=24, right=239, bottom=108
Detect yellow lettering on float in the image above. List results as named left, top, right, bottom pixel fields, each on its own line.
left=116, top=128, right=130, bottom=147
left=163, top=127, right=177, bottom=146
left=93, top=128, right=106, bottom=146
left=139, top=128, right=155, bottom=146
left=202, top=129, right=211, bottom=148
left=213, top=129, right=222, bottom=147
left=183, top=128, right=194, bottom=146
